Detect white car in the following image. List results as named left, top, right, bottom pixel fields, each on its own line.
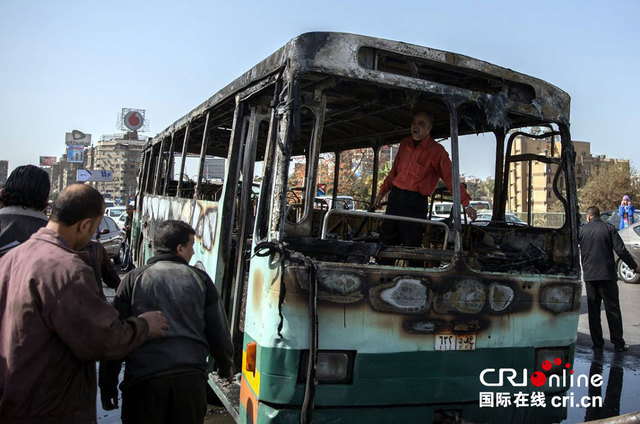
left=469, top=200, right=492, bottom=211
left=476, top=211, right=526, bottom=225
left=314, top=195, right=354, bottom=210
left=105, top=206, right=127, bottom=219
left=431, top=201, right=487, bottom=220
left=115, top=211, right=128, bottom=229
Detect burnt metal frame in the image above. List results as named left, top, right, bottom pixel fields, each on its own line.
left=283, top=94, right=327, bottom=235
left=230, top=107, right=270, bottom=342
left=133, top=33, right=580, bottom=423
left=139, top=32, right=574, bottom=241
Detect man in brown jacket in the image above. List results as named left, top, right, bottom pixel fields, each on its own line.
left=0, top=184, right=169, bottom=424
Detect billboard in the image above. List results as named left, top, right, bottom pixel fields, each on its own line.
left=65, top=130, right=92, bottom=147
left=77, top=169, right=113, bottom=182
left=39, top=156, right=57, bottom=167
left=67, top=146, right=84, bottom=163
left=119, top=108, right=148, bottom=132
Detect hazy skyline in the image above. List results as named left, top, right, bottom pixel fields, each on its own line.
left=1, top=0, right=639, bottom=179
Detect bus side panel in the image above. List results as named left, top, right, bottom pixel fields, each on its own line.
left=138, top=195, right=224, bottom=284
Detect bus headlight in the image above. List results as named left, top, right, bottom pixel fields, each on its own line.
left=317, top=271, right=363, bottom=295
left=299, top=350, right=355, bottom=384
left=371, top=278, right=428, bottom=313
left=437, top=279, right=485, bottom=314
left=540, top=284, right=575, bottom=313
left=488, top=282, right=514, bottom=312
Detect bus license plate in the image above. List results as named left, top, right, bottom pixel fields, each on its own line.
left=435, top=333, right=476, bottom=351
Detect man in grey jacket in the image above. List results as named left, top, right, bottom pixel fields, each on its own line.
left=101, top=220, right=234, bottom=424
left=579, top=205, right=640, bottom=353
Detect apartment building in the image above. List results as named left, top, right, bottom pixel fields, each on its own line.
left=0, top=160, right=8, bottom=186
left=508, top=136, right=628, bottom=213
left=85, top=133, right=146, bottom=202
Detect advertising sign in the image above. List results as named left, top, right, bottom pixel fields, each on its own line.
left=65, top=130, right=92, bottom=147
left=124, top=110, right=144, bottom=131
left=39, top=156, right=57, bottom=166
left=67, top=146, right=85, bottom=163
left=77, top=169, right=113, bottom=182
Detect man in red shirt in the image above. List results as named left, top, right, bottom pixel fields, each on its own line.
left=374, top=112, right=476, bottom=247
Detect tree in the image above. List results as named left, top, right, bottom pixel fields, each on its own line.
left=462, top=177, right=494, bottom=202
left=579, top=163, right=640, bottom=211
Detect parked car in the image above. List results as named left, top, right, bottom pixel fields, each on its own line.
left=616, top=221, right=640, bottom=283
left=469, top=200, right=492, bottom=211
left=475, top=211, right=526, bottom=225
left=430, top=201, right=492, bottom=220
left=431, top=202, right=454, bottom=219
left=116, top=211, right=128, bottom=229
left=105, top=206, right=127, bottom=219
left=92, top=215, right=125, bottom=264
left=600, top=209, right=640, bottom=229
left=314, top=195, right=354, bottom=210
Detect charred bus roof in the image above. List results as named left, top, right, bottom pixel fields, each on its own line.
left=145, top=32, right=570, bottom=156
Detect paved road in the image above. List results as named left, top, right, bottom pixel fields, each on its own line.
left=98, top=280, right=640, bottom=424
left=577, top=279, right=640, bottom=354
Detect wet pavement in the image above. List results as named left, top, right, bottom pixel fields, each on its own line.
left=98, top=280, right=640, bottom=423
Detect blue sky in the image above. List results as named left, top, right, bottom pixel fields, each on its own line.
left=1, top=0, right=639, bottom=179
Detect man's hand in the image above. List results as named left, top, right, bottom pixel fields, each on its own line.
left=139, top=310, right=169, bottom=338
left=634, top=266, right=640, bottom=274
left=101, top=394, right=119, bottom=411
left=464, top=206, right=477, bottom=221
left=374, top=193, right=385, bottom=209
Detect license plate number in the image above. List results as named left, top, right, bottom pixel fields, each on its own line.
left=435, top=333, right=476, bottom=351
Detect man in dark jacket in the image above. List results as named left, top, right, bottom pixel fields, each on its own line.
left=101, top=220, right=234, bottom=424
left=0, top=164, right=50, bottom=256
left=579, top=205, right=640, bottom=353
left=0, top=184, right=169, bottom=424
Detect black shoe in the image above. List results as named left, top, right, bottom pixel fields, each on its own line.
left=614, top=344, right=629, bottom=352
left=593, top=346, right=603, bottom=352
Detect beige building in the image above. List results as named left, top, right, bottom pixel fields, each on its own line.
left=0, top=160, right=8, bottom=186
left=508, top=136, right=628, bottom=213
left=50, top=153, right=83, bottom=195
left=86, top=133, right=146, bottom=202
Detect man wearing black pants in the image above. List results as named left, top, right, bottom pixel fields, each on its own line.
left=579, top=205, right=640, bottom=353
left=379, top=187, right=429, bottom=247
left=374, top=112, right=476, bottom=247
left=100, top=220, right=234, bottom=424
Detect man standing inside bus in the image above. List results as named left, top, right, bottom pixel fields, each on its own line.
left=101, top=220, right=234, bottom=424
left=374, top=112, right=477, bottom=247
left=580, top=206, right=639, bottom=353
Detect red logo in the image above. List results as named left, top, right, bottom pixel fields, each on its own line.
left=530, top=358, right=573, bottom=387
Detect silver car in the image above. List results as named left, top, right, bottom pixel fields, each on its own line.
left=616, top=222, right=640, bottom=283
left=92, top=215, right=126, bottom=265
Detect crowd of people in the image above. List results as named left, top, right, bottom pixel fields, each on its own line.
left=0, top=167, right=233, bottom=424
left=0, top=114, right=637, bottom=422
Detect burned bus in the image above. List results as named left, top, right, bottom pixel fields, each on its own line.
left=133, top=32, right=580, bottom=423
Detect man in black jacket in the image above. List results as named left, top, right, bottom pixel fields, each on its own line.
left=100, top=220, right=234, bottom=424
left=0, top=165, right=50, bottom=256
left=579, top=206, right=640, bottom=353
